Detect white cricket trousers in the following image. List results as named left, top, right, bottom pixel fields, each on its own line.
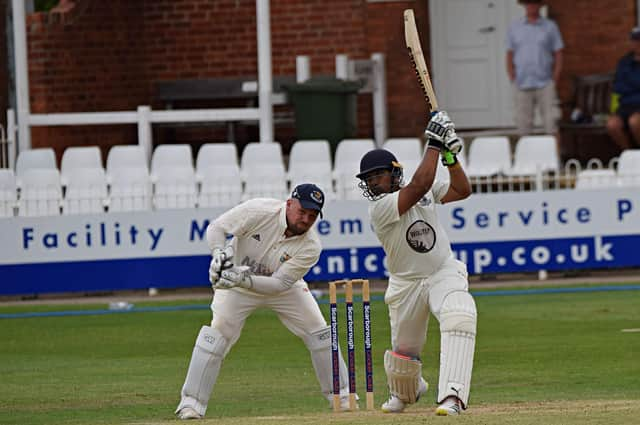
left=384, top=255, right=469, bottom=356
left=210, top=282, right=327, bottom=348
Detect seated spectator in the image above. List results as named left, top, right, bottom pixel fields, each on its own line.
left=607, top=27, right=640, bottom=150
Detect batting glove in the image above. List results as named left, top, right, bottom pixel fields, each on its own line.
left=424, top=111, right=454, bottom=142
left=209, top=245, right=234, bottom=285
left=215, top=266, right=253, bottom=290
left=443, top=129, right=463, bottom=155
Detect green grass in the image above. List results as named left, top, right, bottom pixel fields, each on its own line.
left=0, top=284, right=639, bottom=424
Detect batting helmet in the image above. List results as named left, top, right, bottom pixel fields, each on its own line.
left=356, top=149, right=404, bottom=200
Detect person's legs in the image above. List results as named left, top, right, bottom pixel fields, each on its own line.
left=386, top=279, right=429, bottom=356
left=607, top=114, right=633, bottom=150
left=539, top=82, right=557, bottom=135
left=513, top=85, right=535, bottom=135
left=176, top=290, right=258, bottom=418
left=380, top=277, right=430, bottom=413
left=428, top=258, right=477, bottom=414
left=268, top=283, right=351, bottom=408
left=627, top=112, right=640, bottom=146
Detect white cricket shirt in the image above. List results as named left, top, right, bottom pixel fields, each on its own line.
left=369, top=181, right=452, bottom=279
left=210, top=198, right=321, bottom=292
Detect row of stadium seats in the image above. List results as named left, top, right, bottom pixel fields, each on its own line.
left=2, top=138, right=639, bottom=218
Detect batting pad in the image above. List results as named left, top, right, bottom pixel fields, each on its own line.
left=437, top=291, right=477, bottom=408
left=176, top=325, right=228, bottom=417
left=306, top=326, right=350, bottom=397
left=384, top=350, right=422, bottom=403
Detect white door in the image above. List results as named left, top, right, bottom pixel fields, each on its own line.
left=428, top=0, right=525, bottom=129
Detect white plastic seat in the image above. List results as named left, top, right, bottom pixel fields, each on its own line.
left=240, top=142, right=287, bottom=199
left=151, top=144, right=194, bottom=182
left=242, top=164, right=289, bottom=200
left=60, top=146, right=103, bottom=186
left=383, top=138, right=423, bottom=163
left=384, top=138, right=423, bottom=183
left=288, top=140, right=335, bottom=198
left=465, top=137, right=512, bottom=178
left=617, top=149, right=640, bottom=187
left=17, top=169, right=62, bottom=217
left=195, top=143, right=239, bottom=181
left=108, top=167, right=152, bottom=212
left=575, top=169, right=618, bottom=190
left=16, top=148, right=57, bottom=187
left=197, top=165, right=243, bottom=208
left=106, top=145, right=148, bottom=184
left=62, top=168, right=108, bottom=215
left=289, top=163, right=336, bottom=200
left=0, top=169, right=17, bottom=218
left=240, top=142, right=286, bottom=179
left=153, top=166, right=197, bottom=209
left=333, top=139, right=375, bottom=200
left=289, top=140, right=332, bottom=165
left=505, top=135, right=559, bottom=176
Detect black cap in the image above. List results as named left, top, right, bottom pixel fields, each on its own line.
left=291, top=183, right=325, bottom=217
left=631, top=27, right=640, bottom=41
left=356, top=149, right=401, bottom=179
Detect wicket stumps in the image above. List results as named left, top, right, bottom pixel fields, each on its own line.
left=328, top=279, right=374, bottom=412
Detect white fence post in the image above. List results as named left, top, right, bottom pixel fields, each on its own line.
left=335, top=54, right=349, bottom=80
left=371, top=53, right=387, bottom=148
left=256, top=0, right=274, bottom=143
left=535, top=166, right=544, bottom=191
left=296, top=55, right=310, bottom=83
left=137, top=106, right=152, bottom=165
left=11, top=0, right=32, bottom=152
left=6, top=109, right=17, bottom=170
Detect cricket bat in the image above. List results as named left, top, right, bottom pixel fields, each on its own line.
left=404, top=9, right=439, bottom=112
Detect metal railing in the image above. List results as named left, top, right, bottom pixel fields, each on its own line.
left=467, top=159, right=618, bottom=194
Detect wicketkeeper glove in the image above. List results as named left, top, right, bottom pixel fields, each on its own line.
left=209, top=245, right=234, bottom=285
left=441, top=149, right=458, bottom=167
left=215, top=266, right=253, bottom=290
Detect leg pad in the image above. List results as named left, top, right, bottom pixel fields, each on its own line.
left=384, top=350, right=422, bottom=404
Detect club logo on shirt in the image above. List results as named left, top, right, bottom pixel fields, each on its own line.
left=418, top=195, right=432, bottom=207
left=406, top=220, right=436, bottom=253
left=280, top=252, right=291, bottom=263
left=251, top=234, right=261, bottom=241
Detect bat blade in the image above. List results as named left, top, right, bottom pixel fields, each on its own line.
left=404, top=9, right=438, bottom=111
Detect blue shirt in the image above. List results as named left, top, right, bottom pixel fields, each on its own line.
left=506, top=17, right=564, bottom=90
left=614, top=52, right=640, bottom=106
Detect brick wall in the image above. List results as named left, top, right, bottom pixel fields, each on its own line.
left=548, top=0, right=637, bottom=101
left=18, top=0, right=638, bottom=161
left=26, top=1, right=148, bottom=161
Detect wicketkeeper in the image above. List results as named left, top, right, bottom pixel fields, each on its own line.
left=355, top=111, right=477, bottom=416
left=175, top=183, right=353, bottom=419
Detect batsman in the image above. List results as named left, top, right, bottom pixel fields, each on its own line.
left=356, top=111, right=477, bottom=416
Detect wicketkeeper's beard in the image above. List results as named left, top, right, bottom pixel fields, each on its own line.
left=286, top=221, right=310, bottom=236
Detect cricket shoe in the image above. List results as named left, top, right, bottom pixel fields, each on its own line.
left=435, top=396, right=462, bottom=416
left=176, top=407, right=203, bottom=420
left=381, top=377, right=428, bottom=413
